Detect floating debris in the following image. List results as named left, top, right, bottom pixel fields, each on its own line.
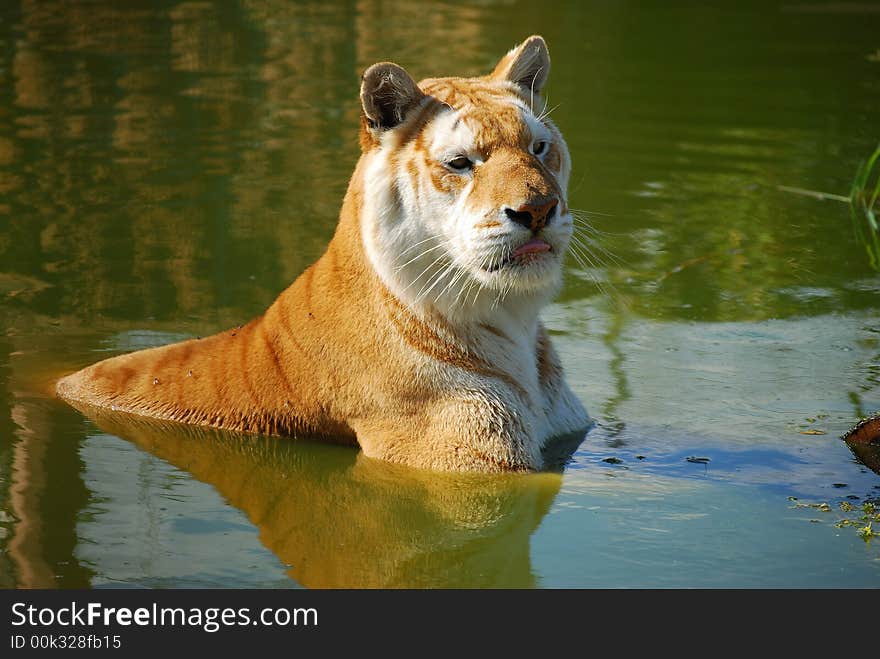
left=794, top=502, right=831, bottom=512
left=824, top=501, right=880, bottom=542
left=777, top=184, right=850, bottom=203
left=686, top=456, right=710, bottom=464
left=657, top=256, right=708, bottom=283
left=799, top=429, right=826, bottom=435
left=602, top=457, right=623, bottom=465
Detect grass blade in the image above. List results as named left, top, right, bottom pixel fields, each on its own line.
left=851, top=143, right=880, bottom=270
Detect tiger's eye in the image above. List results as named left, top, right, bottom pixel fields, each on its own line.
left=447, top=156, right=473, bottom=171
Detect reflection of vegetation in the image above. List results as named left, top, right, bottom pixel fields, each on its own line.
left=779, top=143, right=880, bottom=270
left=0, top=0, right=494, bottom=328
left=1, top=0, right=876, bottom=331
left=850, top=144, right=880, bottom=270
left=599, top=306, right=630, bottom=446
left=0, top=338, right=97, bottom=587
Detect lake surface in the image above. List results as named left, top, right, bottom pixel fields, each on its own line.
left=1, top=0, right=879, bottom=588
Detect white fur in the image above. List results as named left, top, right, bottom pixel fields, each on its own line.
left=363, top=101, right=573, bottom=321
left=360, top=92, right=588, bottom=460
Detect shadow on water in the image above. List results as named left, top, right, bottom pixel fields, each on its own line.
left=68, top=403, right=572, bottom=588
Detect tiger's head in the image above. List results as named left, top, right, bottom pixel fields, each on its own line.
left=357, top=36, right=573, bottom=323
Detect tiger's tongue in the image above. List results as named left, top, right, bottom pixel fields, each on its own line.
left=512, top=239, right=551, bottom=258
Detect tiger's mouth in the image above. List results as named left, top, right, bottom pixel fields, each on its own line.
left=483, top=238, right=554, bottom=273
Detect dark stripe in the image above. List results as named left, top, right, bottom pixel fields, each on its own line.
left=277, top=294, right=311, bottom=360
left=260, top=322, right=294, bottom=401
left=396, top=97, right=442, bottom=146
left=238, top=324, right=259, bottom=406
left=302, top=264, right=316, bottom=315
left=428, top=166, right=447, bottom=193
left=465, top=447, right=530, bottom=472
left=149, top=349, right=173, bottom=384
left=382, top=287, right=531, bottom=405
left=536, top=327, right=561, bottom=389
left=478, top=323, right=512, bottom=343
left=406, top=158, right=421, bottom=195
left=206, top=343, right=228, bottom=417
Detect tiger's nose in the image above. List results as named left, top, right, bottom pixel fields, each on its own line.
left=504, top=197, right=559, bottom=231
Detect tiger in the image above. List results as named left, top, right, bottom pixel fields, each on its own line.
left=56, top=35, right=592, bottom=472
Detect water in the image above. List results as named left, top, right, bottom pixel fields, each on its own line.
left=1, top=0, right=879, bottom=588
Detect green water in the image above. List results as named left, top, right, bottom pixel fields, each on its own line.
left=1, top=0, right=879, bottom=588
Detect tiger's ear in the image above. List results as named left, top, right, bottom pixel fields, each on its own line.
left=360, top=62, right=425, bottom=132
left=490, top=35, right=550, bottom=96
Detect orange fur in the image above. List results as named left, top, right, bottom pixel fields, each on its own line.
left=57, top=36, right=591, bottom=472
